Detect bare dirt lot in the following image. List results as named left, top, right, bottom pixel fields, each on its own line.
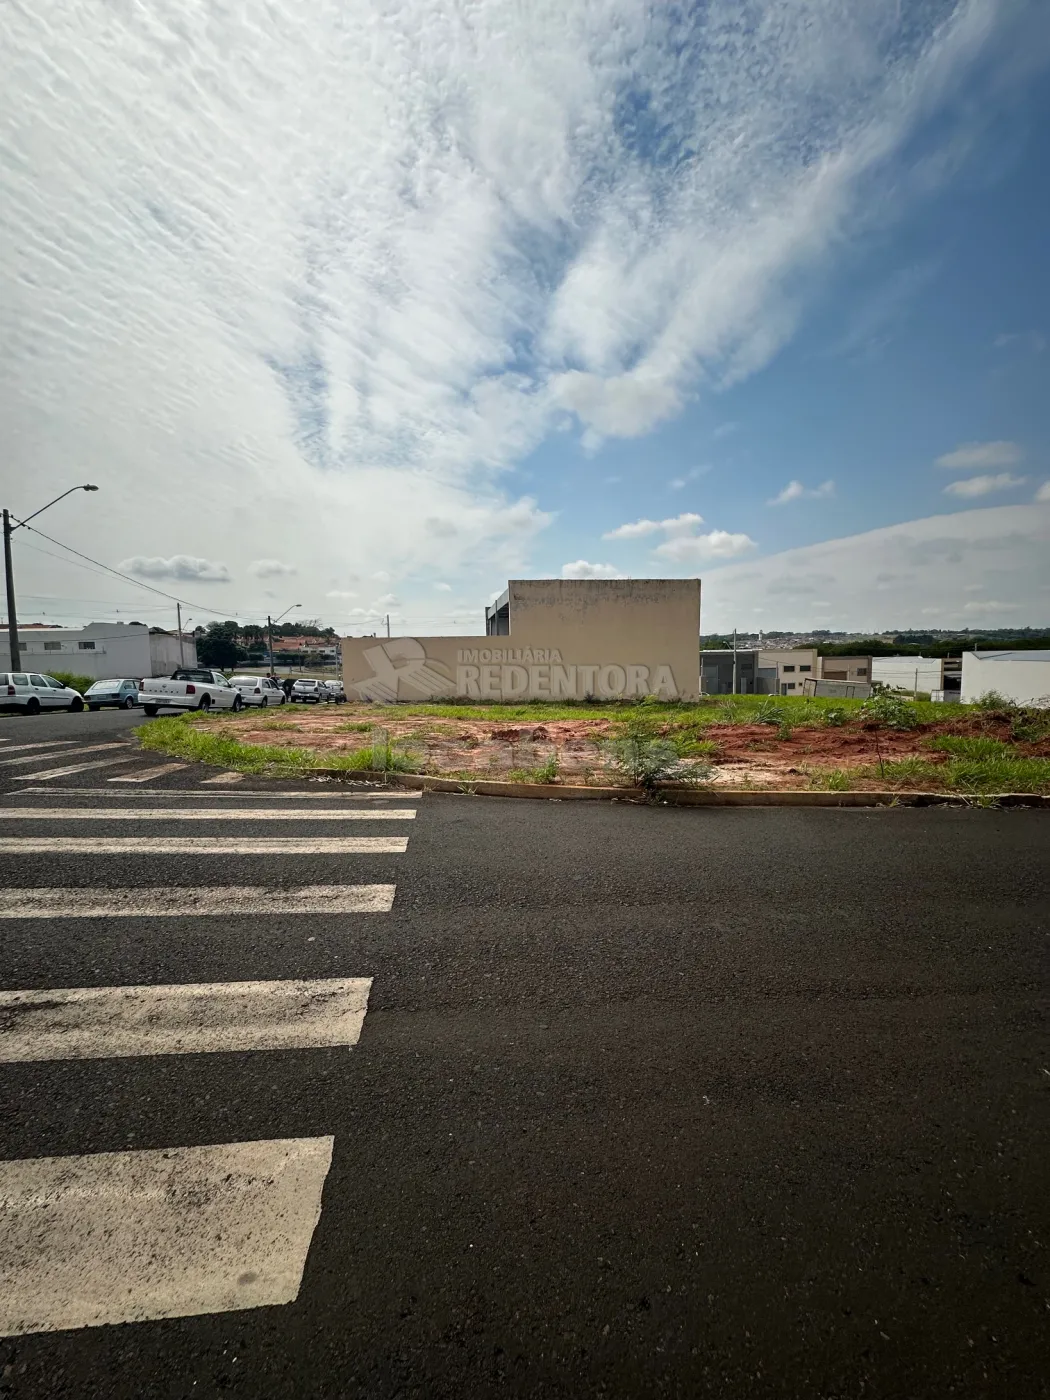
left=217, top=704, right=1049, bottom=789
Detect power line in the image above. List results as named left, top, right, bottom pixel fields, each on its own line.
left=13, top=522, right=244, bottom=621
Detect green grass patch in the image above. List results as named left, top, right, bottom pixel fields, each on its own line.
left=138, top=717, right=316, bottom=774
left=50, top=672, right=94, bottom=694
left=928, top=735, right=1013, bottom=759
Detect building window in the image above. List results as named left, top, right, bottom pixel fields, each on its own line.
left=857, top=667, right=868, bottom=676
left=43, top=641, right=61, bottom=651
left=786, top=682, right=796, bottom=689
left=783, top=664, right=796, bottom=672
left=799, top=665, right=811, bottom=672
left=78, top=641, right=96, bottom=650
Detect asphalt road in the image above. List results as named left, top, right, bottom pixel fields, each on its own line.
left=0, top=758, right=1048, bottom=1398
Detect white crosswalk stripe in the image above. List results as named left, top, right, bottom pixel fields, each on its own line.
left=0, top=806, right=415, bottom=821
left=0, top=977, right=373, bottom=1060
left=0, top=789, right=409, bottom=1335
left=0, top=741, right=78, bottom=758
left=0, top=1137, right=334, bottom=1334
left=0, top=743, right=111, bottom=766
left=0, top=884, right=396, bottom=917
left=10, top=786, right=418, bottom=798
left=108, top=763, right=189, bottom=782
left=0, top=835, right=408, bottom=853
left=10, top=757, right=136, bottom=781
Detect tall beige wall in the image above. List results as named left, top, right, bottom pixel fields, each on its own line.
left=342, top=578, right=701, bottom=702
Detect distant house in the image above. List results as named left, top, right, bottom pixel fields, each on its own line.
left=1, top=622, right=196, bottom=679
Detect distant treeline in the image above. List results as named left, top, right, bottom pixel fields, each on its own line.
left=701, top=631, right=1050, bottom=657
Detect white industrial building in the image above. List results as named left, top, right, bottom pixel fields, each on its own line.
left=961, top=650, right=1050, bottom=706
left=1, top=623, right=197, bottom=680
left=870, top=656, right=944, bottom=693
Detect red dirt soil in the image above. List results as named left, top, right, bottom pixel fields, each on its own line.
left=216, top=708, right=1040, bottom=789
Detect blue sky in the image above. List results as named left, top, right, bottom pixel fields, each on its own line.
left=2, top=0, right=1048, bottom=636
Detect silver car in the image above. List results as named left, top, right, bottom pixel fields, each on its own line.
left=229, top=675, right=286, bottom=707
left=290, top=678, right=332, bottom=703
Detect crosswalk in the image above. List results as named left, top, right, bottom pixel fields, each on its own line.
left=0, top=786, right=413, bottom=1336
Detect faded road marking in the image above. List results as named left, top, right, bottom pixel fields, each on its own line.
left=0, top=885, right=396, bottom=917
left=0, top=976, right=373, bottom=1060
left=0, top=807, right=415, bottom=821
left=200, top=771, right=244, bottom=784
left=9, top=758, right=136, bottom=782
left=0, top=835, right=408, bottom=853
left=0, top=1136, right=334, bottom=1334
left=108, top=764, right=189, bottom=782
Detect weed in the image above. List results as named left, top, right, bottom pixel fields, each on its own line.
left=507, top=752, right=560, bottom=785
left=820, top=706, right=849, bottom=728
left=928, top=735, right=1012, bottom=759
left=808, top=768, right=853, bottom=791
left=860, top=693, right=920, bottom=730
left=138, top=716, right=315, bottom=774
left=333, top=720, right=373, bottom=733
left=49, top=671, right=95, bottom=694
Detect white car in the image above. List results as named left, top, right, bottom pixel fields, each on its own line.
left=229, top=675, right=286, bottom=707
left=85, top=678, right=141, bottom=711
left=0, top=671, right=85, bottom=714
left=291, top=678, right=333, bottom=704
left=139, top=669, right=243, bottom=716
left=322, top=679, right=346, bottom=703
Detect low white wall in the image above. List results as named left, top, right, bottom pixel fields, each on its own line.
left=961, top=653, right=1050, bottom=706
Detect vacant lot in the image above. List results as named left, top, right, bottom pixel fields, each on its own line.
left=139, top=693, right=1050, bottom=793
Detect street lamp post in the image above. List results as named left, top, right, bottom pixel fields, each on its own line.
left=3, top=485, right=99, bottom=669
left=267, top=603, right=301, bottom=673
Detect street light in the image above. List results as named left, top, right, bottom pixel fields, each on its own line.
left=3, top=485, right=99, bottom=669
left=267, top=603, right=301, bottom=672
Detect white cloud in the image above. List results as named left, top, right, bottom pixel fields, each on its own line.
left=935, top=441, right=1023, bottom=470
left=712, top=422, right=738, bottom=440
left=944, top=473, right=1026, bottom=497
left=1, top=0, right=1040, bottom=631
left=655, top=530, right=756, bottom=563
left=603, top=513, right=704, bottom=541
left=561, top=560, right=625, bottom=580
left=696, top=503, right=1050, bottom=631
left=118, top=555, right=231, bottom=582
left=767, top=479, right=835, bottom=506
left=668, top=466, right=710, bottom=491
left=993, top=331, right=1046, bottom=353
left=1036, top=482, right=1050, bottom=503
left=325, top=589, right=358, bottom=599
left=433, top=582, right=452, bottom=592
left=249, top=559, right=297, bottom=578
left=963, top=600, right=1022, bottom=614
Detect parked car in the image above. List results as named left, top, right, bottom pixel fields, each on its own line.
left=85, top=678, right=141, bottom=711
left=291, top=678, right=333, bottom=704
left=139, top=669, right=243, bottom=716
left=0, top=672, right=85, bottom=714
left=322, top=679, right=347, bottom=703
left=229, top=675, right=286, bottom=707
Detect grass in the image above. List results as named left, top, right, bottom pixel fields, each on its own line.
left=138, top=717, right=316, bottom=774
left=50, top=671, right=94, bottom=694
left=879, top=754, right=1050, bottom=794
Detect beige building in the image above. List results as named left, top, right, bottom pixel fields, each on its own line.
left=818, top=655, right=871, bottom=684
left=757, top=647, right=818, bottom=696
left=342, top=578, right=701, bottom=702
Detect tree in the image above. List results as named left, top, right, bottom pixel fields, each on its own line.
left=197, top=621, right=244, bottom=670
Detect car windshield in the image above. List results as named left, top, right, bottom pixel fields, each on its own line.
left=89, top=682, right=119, bottom=690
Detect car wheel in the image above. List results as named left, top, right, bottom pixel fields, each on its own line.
left=69, top=697, right=84, bottom=712
left=231, top=694, right=243, bottom=712
left=198, top=694, right=212, bottom=711
left=261, top=696, right=268, bottom=707
left=88, top=703, right=100, bottom=712
left=26, top=697, right=40, bottom=716
left=143, top=705, right=158, bottom=717
left=122, top=695, right=135, bottom=710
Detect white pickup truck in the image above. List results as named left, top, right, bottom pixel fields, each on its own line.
left=139, top=669, right=244, bottom=716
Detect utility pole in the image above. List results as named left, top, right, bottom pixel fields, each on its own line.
left=267, top=615, right=275, bottom=673
left=3, top=510, right=18, bottom=672
left=385, top=614, right=391, bottom=638
left=731, top=626, right=738, bottom=695
left=3, top=486, right=97, bottom=671
left=176, top=602, right=185, bottom=668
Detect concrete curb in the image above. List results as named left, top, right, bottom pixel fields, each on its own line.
left=310, top=769, right=1050, bottom=808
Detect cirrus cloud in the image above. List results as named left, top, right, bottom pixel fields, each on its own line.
left=767, top=480, right=835, bottom=506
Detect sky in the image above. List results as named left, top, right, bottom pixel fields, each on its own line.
left=2, top=0, right=1049, bottom=639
